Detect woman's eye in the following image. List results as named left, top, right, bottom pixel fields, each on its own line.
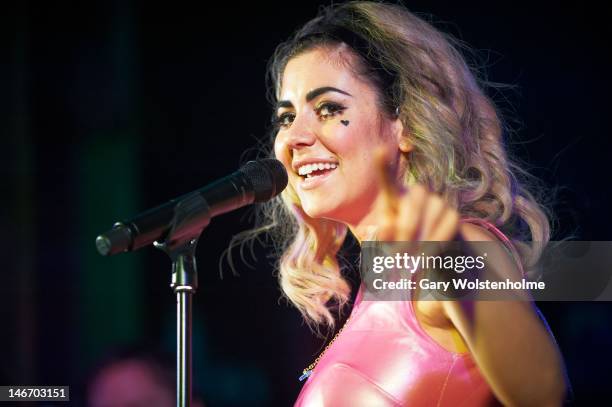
left=274, top=103, right=346, bottom=129
left=275, top=112, right=295, bottom=129
left=317, top=102, right=346, bottom=120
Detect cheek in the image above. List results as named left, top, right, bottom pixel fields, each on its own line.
left=273, top=135, right=289, bottom=163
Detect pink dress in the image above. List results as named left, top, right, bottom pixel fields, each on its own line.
left=294, top=218, right=518, bottom=406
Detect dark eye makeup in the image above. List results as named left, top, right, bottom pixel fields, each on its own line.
left=274, top=101, right=347, bottom=129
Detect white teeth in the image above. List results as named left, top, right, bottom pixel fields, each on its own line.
left=297, top=162, right=339, bottom=176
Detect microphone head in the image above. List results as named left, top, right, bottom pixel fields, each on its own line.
left=240, top=159, right=288, bottom=202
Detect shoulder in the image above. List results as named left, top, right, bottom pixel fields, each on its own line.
left=458, top=219, right=524, bottom=275
left=459, top=218, right=508, bottom=242
left=413, top=218, right=525, bottom=352
left=459, top=221, right=499, bottom=242
left=410, top=222, right=505, bottom=352
left=440, top=218, right=528, bottom=316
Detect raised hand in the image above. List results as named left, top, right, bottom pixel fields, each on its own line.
left=374, top=148, right=460, bottom=243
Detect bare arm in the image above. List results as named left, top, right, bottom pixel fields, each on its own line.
left=441, top=223, right=567, bottom=407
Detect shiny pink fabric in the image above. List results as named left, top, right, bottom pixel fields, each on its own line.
left=294, top=219, right=513, bottom=406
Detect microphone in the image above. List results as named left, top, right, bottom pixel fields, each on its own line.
left=96, top=158, right=288, bottom=256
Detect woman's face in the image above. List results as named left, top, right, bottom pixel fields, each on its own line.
left=274, top=47, right=404, bottom=226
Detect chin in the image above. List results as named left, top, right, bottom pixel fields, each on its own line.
left=301, top=200, right=341, bottom=221
left=301, top=200, right=361, bottom=226
left=302, top=204, right=332, bottom=220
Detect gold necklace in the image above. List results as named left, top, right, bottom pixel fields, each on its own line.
left=299, top=315, right=352, bottom=381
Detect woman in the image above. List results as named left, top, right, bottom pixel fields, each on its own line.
left=254, top=1, right=566, bottom=405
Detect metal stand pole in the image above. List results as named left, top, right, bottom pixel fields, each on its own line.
left=154, top=194, right=209, bottom=407
left=155, top=238, right=199, bottom=407
left=176, top=289, right=193, bottom=407
left=170, top=240, right=198, bottom=407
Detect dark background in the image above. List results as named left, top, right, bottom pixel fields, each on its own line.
left=2, top=0, right=611, bottom=405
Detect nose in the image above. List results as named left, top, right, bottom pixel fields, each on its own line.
left=283, top=114, right=317, bottom=150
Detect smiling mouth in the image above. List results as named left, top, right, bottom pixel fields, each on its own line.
left=297, top=163, right=338, bottom=179
left=303, top=167, right=336, bottom=179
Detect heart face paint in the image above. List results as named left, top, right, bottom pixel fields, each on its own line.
left=341, top=120, right=350, bottom=126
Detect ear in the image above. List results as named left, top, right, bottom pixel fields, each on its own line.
left=392, top=118, right=413, bottom=153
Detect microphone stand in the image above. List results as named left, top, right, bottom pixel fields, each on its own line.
left=153, top=193, right=211, bottom=407
left=96, top=159, right=288, bottom=407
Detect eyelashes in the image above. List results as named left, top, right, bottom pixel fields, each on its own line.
left=274, top=112, right=294, bottom=129
left=273, top=102, right=347, bottom=130
left=318, top=102, right=346, bottom=120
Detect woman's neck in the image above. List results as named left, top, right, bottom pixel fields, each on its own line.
left=347, top=192, right=388, bottom=244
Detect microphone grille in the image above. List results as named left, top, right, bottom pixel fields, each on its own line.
left=240, top=159, right=288, bottom=202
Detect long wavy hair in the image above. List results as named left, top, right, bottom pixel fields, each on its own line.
left=231, top=1, right=552, bottom=330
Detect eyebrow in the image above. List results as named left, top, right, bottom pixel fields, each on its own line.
left=276, top=86, right=353, bottom=109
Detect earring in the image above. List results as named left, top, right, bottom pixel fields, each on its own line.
left=395, top=106, right=400, bottom=117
